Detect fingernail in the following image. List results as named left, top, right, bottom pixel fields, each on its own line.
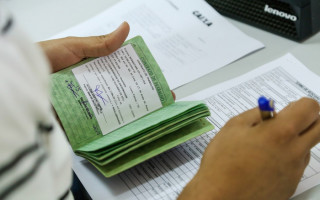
left=116, top=22, right=127, bottom=30
left=111, top=22, right=126, bottom=35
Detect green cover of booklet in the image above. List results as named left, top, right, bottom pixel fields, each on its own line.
left=51, top=36, right=214, bottom=177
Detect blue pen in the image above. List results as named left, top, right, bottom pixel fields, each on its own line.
left=258, top=96, right=275, bottom=120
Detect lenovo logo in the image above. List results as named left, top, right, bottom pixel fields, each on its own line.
left=264, top=4, right=297, bottom=22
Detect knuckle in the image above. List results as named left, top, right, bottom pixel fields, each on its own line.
left=65, top=36, right=78, bottom=43
left=304, top=151, right=311, bottom=165
left=300, top=97, right=319, bottom=110
left=281, top=123, right=297, bottom=135
left=300, top=97, right=314, bottom=103
left=98, top=35, right=107, bottom=39
left=225, top=116, right=242, bottom=127
left=291, top=141, right=313, bottom=161
left=272, top=123, right=296, bottom=142
left=103, top=41, right=113, bottom=53
left=291, top=147, right=305, bottom=160
left=95, top=35, right=113, bottom=53
left=96, top=35, right=108, bottom=42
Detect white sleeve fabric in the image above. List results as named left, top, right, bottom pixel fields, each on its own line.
left=0, top=5, right=73, bottom=200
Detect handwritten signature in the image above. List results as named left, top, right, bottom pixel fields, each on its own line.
left=94, top=85, right=108, bottom=105
left=65, top=80, right=80, bottom=97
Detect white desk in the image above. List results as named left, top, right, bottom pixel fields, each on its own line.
left=5, top=0, right=320, bottom=199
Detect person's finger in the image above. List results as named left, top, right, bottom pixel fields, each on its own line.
left=304, top=151, right=311, bottom=167
left=299, top=118, right=320, bottom=149
left=72, top=22, right=130, bottom=58
left=234, top=107, right=262, bottom=126
left=171, top=91, right=176, bottom=101
left=273, top=98, right=319, bottom=137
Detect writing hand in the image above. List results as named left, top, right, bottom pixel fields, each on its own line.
left=179, top=98, right=320, bottom=200
left=38, top=22, right=130, bottom=72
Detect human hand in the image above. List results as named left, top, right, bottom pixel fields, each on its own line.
left=179, top=98, right=320, bottom=200
left=38, top=22, right=130, bottom=72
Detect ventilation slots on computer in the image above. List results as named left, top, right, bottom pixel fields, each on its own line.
left=206, top=0, right=320, bottom=41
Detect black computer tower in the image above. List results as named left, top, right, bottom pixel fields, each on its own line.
left=206, top=0, right=320, bottom=41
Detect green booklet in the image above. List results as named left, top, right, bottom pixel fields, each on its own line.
left=51, top=36, right=214, bottom=177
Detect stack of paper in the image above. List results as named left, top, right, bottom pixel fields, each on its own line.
left=76, top=102, right=211, bottom=177
left=51, top=0, right=264, bottom=89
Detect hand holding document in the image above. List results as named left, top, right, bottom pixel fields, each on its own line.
left=51, top=0, right=264, bottom=89
left=51, top=36, right=213, bottom=177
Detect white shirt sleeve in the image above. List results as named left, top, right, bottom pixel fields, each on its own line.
left=0, top=5, right=73, bottom=200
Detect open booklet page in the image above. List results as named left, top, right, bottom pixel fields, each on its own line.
left=72, top=44, right=163, bottom=135
left=71, top=54, right=320, bottom=199
left=50, top=0, right=264, bottom=89
left=51, top=36, right=174, bottom=150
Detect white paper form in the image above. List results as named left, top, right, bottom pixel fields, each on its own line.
left=72, top=44, right=162, bottom=135
left=72, top=54, right=320, bottom=200
left=51, top=0, right=264, bottom=89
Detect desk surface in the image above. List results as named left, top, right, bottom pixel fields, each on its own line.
left=5, top=0, right=320, bottom=199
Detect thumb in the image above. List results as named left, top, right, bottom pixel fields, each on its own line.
left=73, top=22, right=130, bottom=58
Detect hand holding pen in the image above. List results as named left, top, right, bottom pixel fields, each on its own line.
left=180, top=97, right=320, bottom=200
